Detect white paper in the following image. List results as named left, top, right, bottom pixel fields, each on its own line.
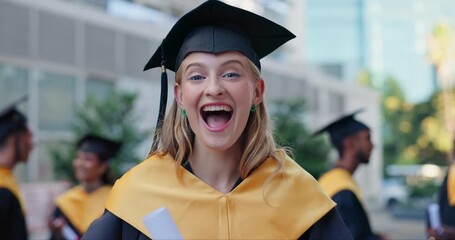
left=62, top=225, right=78, bottom=240
left=143, top=207, right=183, bottom=240
left=428, top=203, right=441, bottom=229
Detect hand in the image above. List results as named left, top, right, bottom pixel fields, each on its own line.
left=378, top=233, right=390, bottom=240
left=48, top=216, right=67, bottom=240
left=428, top=225, right=455, bottom=240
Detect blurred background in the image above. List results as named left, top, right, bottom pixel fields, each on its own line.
left=1, top=0, right=455, bottom=239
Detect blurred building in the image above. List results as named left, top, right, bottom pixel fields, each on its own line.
left=0, top=0, right=382, bottom=235
left=304, top=0, right=455, bottom=103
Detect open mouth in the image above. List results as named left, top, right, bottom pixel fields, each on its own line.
left=201, top=105, right=233, bottom=129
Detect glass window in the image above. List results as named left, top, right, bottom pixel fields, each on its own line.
left=38, top=71, right=76, bottom=130
left=86, top=77, right=114, bottom=101
left=0, top=65, right=28, bottom=110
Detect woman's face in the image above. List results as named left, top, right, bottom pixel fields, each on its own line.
left=175, top=51, right=264, bottom=152
left=73, top=151, right=107, bottom=184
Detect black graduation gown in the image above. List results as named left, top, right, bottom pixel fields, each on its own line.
left=438, top=174, right=455, bottom=227
left=83, top=207, right=351, bottom=240
left=49, top=207, right=83, bottom=240
left=0, top=187, right=27, bottom=240
left=333, top=190, right=380, bottom=240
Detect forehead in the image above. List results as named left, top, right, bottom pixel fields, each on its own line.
left=181, top=51, right=250, bottom=67
left=77, top=150, right=99, bottom=159
left=357, top=129, right=371, bottom=137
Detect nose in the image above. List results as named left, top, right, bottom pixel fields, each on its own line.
left=205, top=76, right=225, bottom=97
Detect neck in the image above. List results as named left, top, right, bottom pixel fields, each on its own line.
left=189, top=141, right=241, bottom=194
left=335, top=152, right=359, bottom=175
left=81, top=180, right=103, bottom=194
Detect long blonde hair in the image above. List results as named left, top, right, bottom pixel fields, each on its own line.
left=149, top=58, right=286, bottom=180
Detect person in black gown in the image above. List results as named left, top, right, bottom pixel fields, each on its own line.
left=83, top=1, right=352, bottom=239
left=427, top=141, right=455, bottom=240
left=0, top=96, right=34, bottom=240
left=316, top=110, right=387, bottom=240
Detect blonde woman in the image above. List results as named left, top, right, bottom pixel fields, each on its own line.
left=83, top=1, right=351, bottom=239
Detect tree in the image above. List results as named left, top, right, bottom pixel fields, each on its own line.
left=427, top=22, right=455, bottom=161
left=270, top=98, right=331, bottom=178
left=49, top=91, right=149, bottom=182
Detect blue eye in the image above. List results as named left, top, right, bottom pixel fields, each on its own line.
left=189, top=75, right=205, bottom=81
left=223, top=72, right=240, bottom=78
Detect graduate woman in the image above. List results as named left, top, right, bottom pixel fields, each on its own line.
left=83, top=1, right=352, bottom=239
left=49, top=134, right=121, bottom=240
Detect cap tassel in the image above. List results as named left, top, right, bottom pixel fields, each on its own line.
left=150, top=61, right=168, bottom=153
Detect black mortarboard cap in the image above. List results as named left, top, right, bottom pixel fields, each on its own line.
left=0, top=96, right=28, bottom=143
left=313, top=109, right=370, bottom=147
left=77, top=134, right=122, bottom=161
left=144, top=0, right=295, bottom=150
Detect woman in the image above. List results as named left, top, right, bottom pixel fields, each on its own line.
left=83, top=1, right=352, bottom=239
left=49, top=134, right=121, bottom=240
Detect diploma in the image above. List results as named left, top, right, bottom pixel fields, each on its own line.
left=62, top=225, right=78, bottom=240
left=427, top=203, right=441, bottom=229
left=143, top=207, right=183, bottom=239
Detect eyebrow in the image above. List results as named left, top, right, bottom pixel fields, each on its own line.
left=185, top=62, right=205, bottom=71
left=185, top=59, right=245, bottom=71
left=221, top=59, right=244, bottom=68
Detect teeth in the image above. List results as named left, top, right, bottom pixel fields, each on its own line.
left=202, top=105, right=232, bottom=112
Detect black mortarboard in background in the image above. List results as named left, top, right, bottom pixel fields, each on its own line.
left=0, top=96, right=28, bottom=143
left=313, top=109, right=370, bottom=147
left=77, top=134, right=122, bottom=161
left=144, top=0, right=296, bottom=150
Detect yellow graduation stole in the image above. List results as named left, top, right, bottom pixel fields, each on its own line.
left=0, top=167, right=26, bottom=213
left=106, top=154, right=336, bottom=239
left=448, top=164, right=455, bottom=206
left=318, top=168, right=363, bottom=203
left=56, top=185, right=111, bottom=234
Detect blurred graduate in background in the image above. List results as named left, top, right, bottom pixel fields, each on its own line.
left=316, top=110, right=387, bottom=240
left=0, top=96, right=34, bottom=240
left=48, top=134, right=121, bottom=240
left=427, top=139, right=455, bottom=240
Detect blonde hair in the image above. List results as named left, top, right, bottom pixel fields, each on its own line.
left=149, top=58, right=286, bottom=182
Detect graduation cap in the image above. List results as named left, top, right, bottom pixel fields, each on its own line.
left=143, top=0, right=296, bottom=150
left=77, top=134, right=122, bottom=161
left=313, top=109, right=370, bottom=147
left=0, top=96, right=28, bottom=143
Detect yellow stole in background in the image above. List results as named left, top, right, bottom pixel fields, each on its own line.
left=0, top=167, right=26, bottom=213
left=106, top=154, right=335, bottom=239
left=318, top=168, right=363, bottom=203
left=448, top=164, right=455, bottom=206
left=56, top=185, right=111, bottom=234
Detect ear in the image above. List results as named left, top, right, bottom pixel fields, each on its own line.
left=174, top=83, right=183, bottom=108
left=253, top=79, right=265, bottom=105
left=343, top=136, right=355, bottom=149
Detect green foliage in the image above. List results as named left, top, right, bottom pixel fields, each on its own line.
left=357, top=71, right=452, bottom=175
left=270, top=98, right=331, bottom=179
left=408, top=180, right=440, bottom=198
left=49, top=91, right=149, bottom=182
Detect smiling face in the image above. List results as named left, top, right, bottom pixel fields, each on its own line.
left=175, top=51, right=264, bottom=153
left=73, top=151, right=108, bottom=184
